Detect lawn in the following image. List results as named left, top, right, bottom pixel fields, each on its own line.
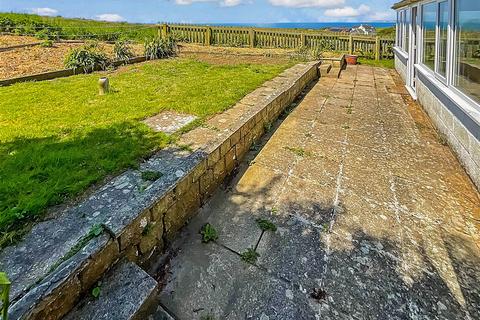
left=0, top=57, right=292, bottom=245
left=357, top=58, right=395, bottom=69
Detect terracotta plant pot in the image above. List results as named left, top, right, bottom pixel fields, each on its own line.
left=345, top=54, right=358, bottom=65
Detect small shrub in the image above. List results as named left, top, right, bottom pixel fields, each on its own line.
left=144, top=36, right=178, bottom=60
left=200, top=223, right=218, bottom=243
left=35, top=28, right=58, bottom=41
left=241, top=248, right=260, bottom=264
left=256, top=218, right=277, bottom=232
left=64, top=42, right=110, bottom=72
left=40, top=40, right=54, bottom=48
left=114, top=40, right=134, bottom=62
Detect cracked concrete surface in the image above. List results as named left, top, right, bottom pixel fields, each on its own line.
left=149, top=65, right=480, bottom=320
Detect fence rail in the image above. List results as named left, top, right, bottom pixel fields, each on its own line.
left=161, top=24, right=394, bottom=60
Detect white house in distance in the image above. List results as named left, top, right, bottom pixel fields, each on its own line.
left=393, top=0, right=480, bottom=188
left=350, top=24, right=377, bottom=35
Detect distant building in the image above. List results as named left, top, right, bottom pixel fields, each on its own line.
left=349, top=24, right=377, bottom=35
left=325, top=27, right=350, bottom=33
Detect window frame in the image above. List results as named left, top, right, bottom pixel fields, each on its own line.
left=449, top=0, right=480, bottom=108
left=397, top=0, right=480, bottom=110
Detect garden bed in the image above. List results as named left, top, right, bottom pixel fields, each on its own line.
left=0, top=34, right=39, bottom=47
left=0, top=57, right=293, bottom=247
left=0, top=37, right=143, bottom=79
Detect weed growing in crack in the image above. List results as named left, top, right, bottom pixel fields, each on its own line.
left=322, top=222, right=330, bottom=233
left=256, top=218, right=277, bottom=232
left=200, top=223, right=218, bottom=243
left=271, top=207, right=278, bottom=214
left=141, top=170, right=163, bottom=181
left=249, top=142, right=260, bottom=152
left=284, top=146, right=311, bottom=157
left=142, top=223, right=153, bottom=236
left=241, top=248, right=260, bottom=264
left=264, top=121, right=273, bottom=133
left=341, top=125, right=350, bottom=130
left=437, top=134, right=448, bottom=146
left=92, top=283, right=102, bottom=299
left=201, top=315, right=215, bottom=320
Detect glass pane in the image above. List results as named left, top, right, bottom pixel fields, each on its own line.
left=438, top=2, right=449, bottom=77
left=405, top=10, right=411, bottom=52
left=455, top=0, right=480, bottom=104
left=423, top=2, right=437, bottom=70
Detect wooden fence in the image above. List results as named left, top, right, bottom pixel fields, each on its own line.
left=160, top=24, right=395, bottom=60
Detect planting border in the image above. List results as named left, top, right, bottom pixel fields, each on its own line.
left=0, top=56, right=147, bottom=86
left=2, top=61, right=321, bottom=320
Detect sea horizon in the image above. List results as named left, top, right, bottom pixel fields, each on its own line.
left=175, top=22, right=396, bottom=29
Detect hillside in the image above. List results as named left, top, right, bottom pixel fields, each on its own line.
left=0, top=13, right=157, bottom=42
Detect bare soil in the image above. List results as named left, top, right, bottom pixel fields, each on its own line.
left=0, top=35, right=39, bottom=47
left=0, top=39, right=143, bottom=80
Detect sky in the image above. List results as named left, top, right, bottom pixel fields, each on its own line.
left=0, top=0, right=397, bottom=24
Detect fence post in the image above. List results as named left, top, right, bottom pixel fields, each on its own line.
left=161, top=24, right=170, bottom=39
left=348, top=35, right=353, bottom=54
left=205, top=27, right=212, bottom=46
left=249, top=28, right=255, bottom=48
left=375, top=36, right=380, bottom=60
left=300, top=33, right=306, bottom=47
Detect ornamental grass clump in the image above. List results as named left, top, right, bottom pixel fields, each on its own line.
left=144, top=36, right=178, bottom=60
left=64, top=42, right=110, bottom=72
left=114, top=40, right=134, bottom=62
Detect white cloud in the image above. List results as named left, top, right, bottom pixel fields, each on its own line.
left=268, top=0, right=345, bottom=8
left=365, top=11, right=395, bottom=21
left=95, top=14, right=125, bottom=22
left=324, top=4, right=370, bottom=17
left=221, top=0, right=243, bottom=7
left=175, top=0, right=244, bottom=6
left=31, top=7, right=58, bottom=16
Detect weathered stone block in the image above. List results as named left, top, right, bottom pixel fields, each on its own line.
left=118, top=209, right=151, bottom=251
left=207, top=147, right=221, bottom=168
left=139, top=221, right=164, bottom=256
left=453, top=120, right=470, bottom=150
left=164, top=187, right=200, bottom=239
left=230, top=128, right=241, bottom=147
left=124, top=245, right=139, bottom=263
left=150, top=191, right=175, bottom=222
left=212, top=158, right=226, bottom=183
left=199, top=169, right=214, bottom=196
left=225, top=147, right=237, bottom=173
left=31, top=276, right=81, bottom=320
left=191, top=158, right=207, bottom=183
left=79, top=239, right=119, bottom=291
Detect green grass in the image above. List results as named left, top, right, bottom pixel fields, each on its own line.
left=0, top=58, right=291, bottom=245
left=0, top=13, right=157, bottom=42
left=357, top=58, right=395, bottom=69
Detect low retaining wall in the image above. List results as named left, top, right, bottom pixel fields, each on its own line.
left=2, top=61, right=320, bottom=320
left=0, top=42, right=43, bottom=52
left=0, top=56, right=147, bottom=87
left=416, top=73, right=480, bottom=189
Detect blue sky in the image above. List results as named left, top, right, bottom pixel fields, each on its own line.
left=0, top=0, right=397, bottom=23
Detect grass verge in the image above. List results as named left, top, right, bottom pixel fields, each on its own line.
left=357, top=58, right=395, bottom=69
left=0, top=57, right=292, bottom=247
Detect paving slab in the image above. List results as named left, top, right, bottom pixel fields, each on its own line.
left=151, top=65, right=480, bottom=319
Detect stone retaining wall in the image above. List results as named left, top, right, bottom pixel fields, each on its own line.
left=4, top=61, right=320, bottom=320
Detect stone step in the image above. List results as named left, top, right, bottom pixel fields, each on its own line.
left=64, top=261, right=157, bottom=320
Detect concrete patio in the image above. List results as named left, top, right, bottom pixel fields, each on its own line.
left=149, top=65, right=480, bottom=320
